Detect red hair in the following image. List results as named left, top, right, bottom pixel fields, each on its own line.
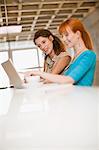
left=59, top=18, right=93, bottom=50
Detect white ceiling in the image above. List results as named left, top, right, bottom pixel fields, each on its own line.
left=0, top=0, right=98, bottom=43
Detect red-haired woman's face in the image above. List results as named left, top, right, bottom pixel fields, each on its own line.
left=61, top=26, right=79, bottom=48
left=35, top=36, right=54, bottom=55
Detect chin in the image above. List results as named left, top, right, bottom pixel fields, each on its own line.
left=45, top=52, right=50, bottom=56
left=67, top=44, right=73, bottom=48
left=46, top=51, right=52, bottom=55
left=46, top=54, right=49, bottom=56
left=67, top=46, right=72, bottom=49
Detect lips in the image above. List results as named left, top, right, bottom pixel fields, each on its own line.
left=43, top=47, right=48, bottom=52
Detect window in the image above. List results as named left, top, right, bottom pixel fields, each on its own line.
left=0, top=51, right=8, bottom=63
left=0, top=52, right=9, bottom=87
left=37, top=48, right=44, bottom=68
left=0, top=41, right=44, bottom=70
left=12, top=48, right=44, bottom=70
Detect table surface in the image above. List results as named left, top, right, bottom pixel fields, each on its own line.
left=0, top=79, right=99, bottom=150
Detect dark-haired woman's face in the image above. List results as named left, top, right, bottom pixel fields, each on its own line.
left=35, top=36, right=53, bottom=55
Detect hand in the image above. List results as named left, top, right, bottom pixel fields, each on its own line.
left=24, top=71, right=34, bottom=77
left=24, top=70, right=41, bottom=78
left=40, top=78, right=45, bottom=82
left=43, top=79, right=52, bottom=84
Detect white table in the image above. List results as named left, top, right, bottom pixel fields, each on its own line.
left=0, top=80, right=99, bottom=150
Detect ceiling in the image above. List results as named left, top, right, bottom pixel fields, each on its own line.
left=0, top=0, right=98, bottom=43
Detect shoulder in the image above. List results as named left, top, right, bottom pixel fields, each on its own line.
left=59, top=51, right=71, bottom=57
left=73, top=50, right=96, bottom=66
left=56, top=52, right=72, bottom=60
left=52, top=51, right=72, bottom=62
left=81, top=50, right=96, bottom=58
left=81, top=50, right=96, bottom=63
left=76, top=50, right=96, bottom=61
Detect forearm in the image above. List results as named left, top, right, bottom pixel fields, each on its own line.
left=38, top=71, right=74, bottom=84
left=51, top=56, right=71, bottom=74
left=25, top=70, right=74, bottom=84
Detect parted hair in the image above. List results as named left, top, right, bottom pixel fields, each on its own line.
left=33, top=29, right=66, bottom=55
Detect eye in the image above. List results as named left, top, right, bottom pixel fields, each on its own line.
left=42, top=40, right=46, bottom=44
left=60, top=34, right=63, bottom=38
left=37, top=44, right=41, bottom=48
left=64, top=32, right=68, bottom=36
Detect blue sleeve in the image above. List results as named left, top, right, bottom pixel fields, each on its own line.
left=67, top=52, right=96, bottom=82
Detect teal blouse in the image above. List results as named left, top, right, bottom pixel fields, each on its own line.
left=64, top=50, right=96, bottom=86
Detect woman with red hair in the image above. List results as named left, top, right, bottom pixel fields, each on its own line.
left=25, top=18, right=96, bottom=86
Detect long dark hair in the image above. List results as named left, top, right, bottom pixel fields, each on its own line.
left=33, top=29, right=66, bottom=55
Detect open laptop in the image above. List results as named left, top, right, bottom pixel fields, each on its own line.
left=1, top=59, right=26, bottom=89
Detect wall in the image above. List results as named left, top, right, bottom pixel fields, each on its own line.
left=83, top=7, right=99, bottom=86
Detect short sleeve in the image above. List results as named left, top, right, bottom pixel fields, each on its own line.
left=54, top=52, right=71, bottom=60
left=66, top=52, right=96, bottom=82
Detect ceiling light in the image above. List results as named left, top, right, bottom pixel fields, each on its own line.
left=0, top=25, right=22, bottom=34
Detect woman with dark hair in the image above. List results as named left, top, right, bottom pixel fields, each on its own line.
left=25, top=18, right=96, bottom=86
left=33, top=29, right=72, bottom=75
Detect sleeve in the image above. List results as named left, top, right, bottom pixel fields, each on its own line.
left=67, top=52, right=96, bottom=82
left=53, top=52, right=72, bottom=64
left=58, top=52, right=71, bottom=58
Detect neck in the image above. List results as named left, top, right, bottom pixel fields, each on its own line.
left=74, top=38, right=87, bottom=57
left=49, top=50, right=55, bottom=58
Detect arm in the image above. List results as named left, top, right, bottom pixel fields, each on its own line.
left=66, top=52, right=96, bottom=83
left=43, top=59, right=47, bottom=72
left=51, top=56, right=71, bottom=74
left=42, top=55, right=71, bottom=84
left=25, top=51, right=96, bottom=84
left=27, top=70, right=74, bottom=84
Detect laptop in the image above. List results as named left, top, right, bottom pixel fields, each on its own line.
left=1, top=59, right=26, bottom=89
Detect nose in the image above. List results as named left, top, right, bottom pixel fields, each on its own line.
left=40, top=44, right=45, bottom=51
left=42, top=46, right=46, bottom=52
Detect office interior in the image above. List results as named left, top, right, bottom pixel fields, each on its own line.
left=0, top=0, right=99, bottom=86
left=0, top=0, right=99, bottom=150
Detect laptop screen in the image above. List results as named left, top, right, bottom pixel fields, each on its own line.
left=1, top=59, right=24, bottom=88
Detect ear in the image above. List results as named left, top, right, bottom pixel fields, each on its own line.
left=49, top=35, right=54, bottom=41
left=76, top=31, right=81, bottom=38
